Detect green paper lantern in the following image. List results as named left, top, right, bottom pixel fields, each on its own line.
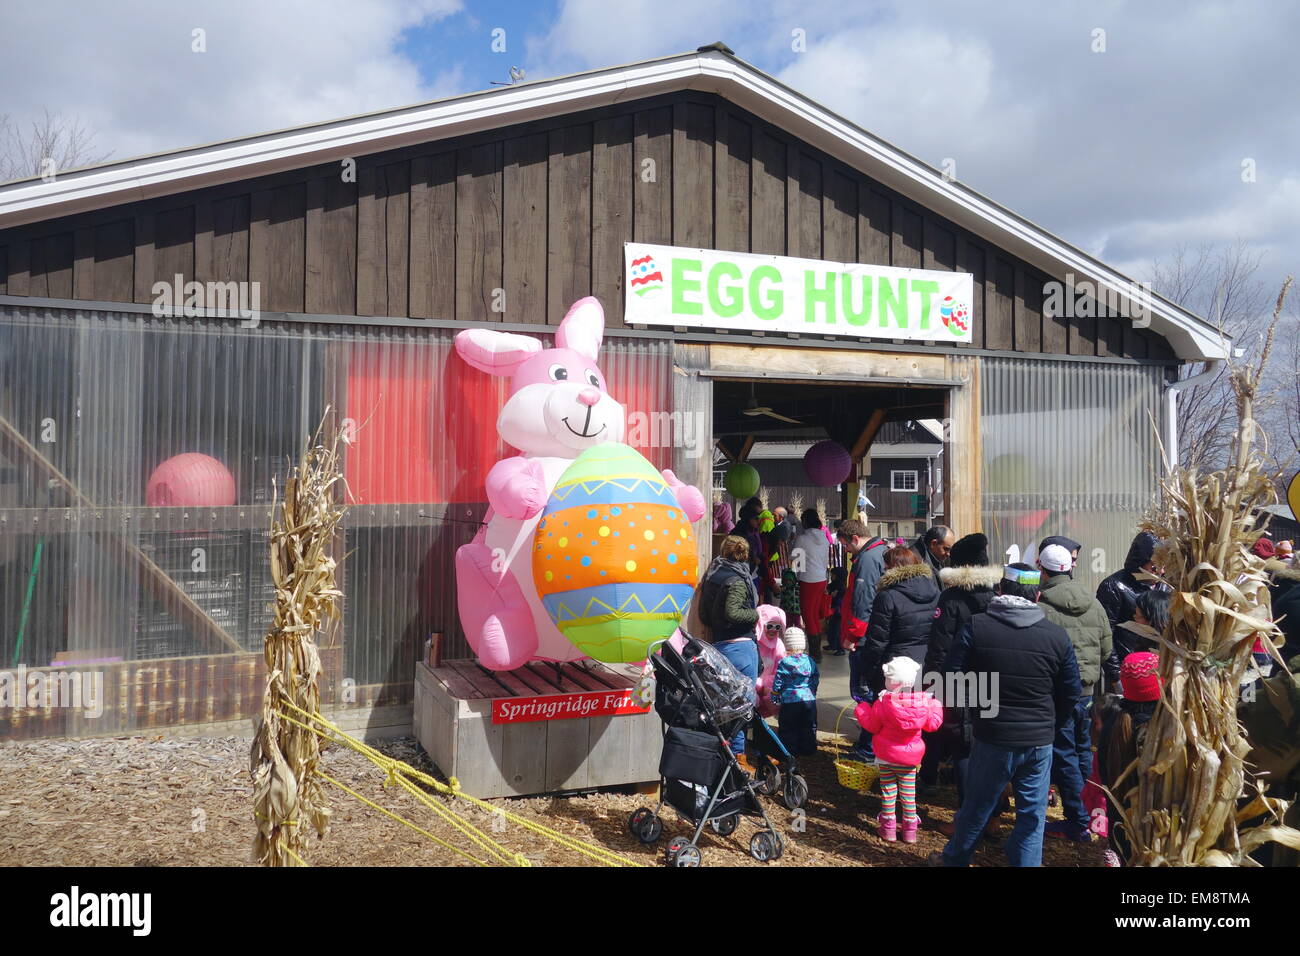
left=724, top=463, right=760, bottom=501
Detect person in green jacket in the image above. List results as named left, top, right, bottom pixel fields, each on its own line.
left=1035, top=543, right=1115, bottom=842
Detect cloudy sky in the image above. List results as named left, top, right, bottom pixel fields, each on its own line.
left=3, top=0, right=1296, bottom=297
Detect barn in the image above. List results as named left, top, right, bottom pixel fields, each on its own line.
left=0, top=44, right=1226, bottom=740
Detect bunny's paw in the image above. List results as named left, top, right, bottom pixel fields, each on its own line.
left=486, top=457, right=548, bottom=520
left=661, top=469, right=707, bottom=523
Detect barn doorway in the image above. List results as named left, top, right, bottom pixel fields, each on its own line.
left=709, top=374, right=952, bottom=546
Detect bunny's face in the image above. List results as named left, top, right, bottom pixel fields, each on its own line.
left=500, top=347, right=626, bottom=457
left=454, top=296, right=626, bottom=459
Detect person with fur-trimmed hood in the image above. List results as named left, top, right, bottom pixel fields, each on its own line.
left=921, top=533, right=1001, bottom=796
left=858, top=546, right=941, bottom=696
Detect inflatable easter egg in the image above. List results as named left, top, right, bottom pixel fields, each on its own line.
left=533, top=443, right=699, bottom=663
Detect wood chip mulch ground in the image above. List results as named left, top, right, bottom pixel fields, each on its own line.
left=0, top=733, right=1107, bottom=867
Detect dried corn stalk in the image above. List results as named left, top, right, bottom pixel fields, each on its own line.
left=789, top=490, right=805, bottom=520
left=250, top=417, right=348, bottom=866
left=1120, top=277, right=1300, bottom=866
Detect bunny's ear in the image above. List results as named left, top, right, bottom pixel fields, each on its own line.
left=556, top=297, right=605, bottom=362
left=455, top=328, right=543, bottom=375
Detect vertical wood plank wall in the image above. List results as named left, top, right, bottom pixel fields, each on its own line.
left=0, top=92, right=1173, bottom=362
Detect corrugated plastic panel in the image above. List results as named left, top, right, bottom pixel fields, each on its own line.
left=980, top=355, right=1165, bottom=590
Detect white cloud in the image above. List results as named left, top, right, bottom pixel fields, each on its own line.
left=1, top=0, right=463, bottom=161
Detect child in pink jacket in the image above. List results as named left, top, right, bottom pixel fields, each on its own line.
left=855, top=656, right=943, bottom=843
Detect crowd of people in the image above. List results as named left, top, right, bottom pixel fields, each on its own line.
left=694, top=505, right=1300, bottom=867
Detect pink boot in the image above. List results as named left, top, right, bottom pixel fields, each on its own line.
left=876, top=813, right=897, bottom=842
left=900, top=816, right=920, bottom=844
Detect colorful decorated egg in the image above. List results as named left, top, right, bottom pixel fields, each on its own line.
left=532, top=443, right=698, bottom=663
left=628, top=254, right=664, bottom=297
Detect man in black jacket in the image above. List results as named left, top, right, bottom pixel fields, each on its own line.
left=1097, top=531, right=1162, bottom=665
left=912, top=525, right=955, bottom=584
left=932, top=563, right=1082, bottom=867
left=922, top=533, right=1001, bottom=796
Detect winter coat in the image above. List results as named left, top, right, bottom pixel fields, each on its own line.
left=945, top=595, right=1082, bottom=749
left=771, top=653, right=819, bottom=704
left=840, top=537, right=887, bottom=645
left=859, top=563, right=941, bottom=693
left=855, top=691, right=944, bottom=766
left=1097, top=532, right=1158, bottom=662
left=697, top=559, right=759, bottom=642
left=1269, top=563, right=1300, bottom=663
left=1038, top=572, right=1115, bottom=690
left=925, top=564, right=1001, bottom=677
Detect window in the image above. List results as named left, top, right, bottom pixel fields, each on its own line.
left=891, top=470, right=919, bottom=493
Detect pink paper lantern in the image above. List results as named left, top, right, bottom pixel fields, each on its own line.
left=803, top=440, right=852, bottom=486
left=146, top=453, right=236, bottom=507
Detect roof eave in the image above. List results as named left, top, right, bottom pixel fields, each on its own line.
left=0, top=48, right=1225, bottom=361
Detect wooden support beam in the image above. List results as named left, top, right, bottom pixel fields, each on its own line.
left=850, top=408, right=889, bottom=460
left=715, top=439, right=735, bottom=462
left=737, top=435, right=756, bottom=463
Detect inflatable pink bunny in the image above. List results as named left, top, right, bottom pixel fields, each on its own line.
left=453, top=297, right=707, bottom=671
left=754, top=605, right=788, bottom=718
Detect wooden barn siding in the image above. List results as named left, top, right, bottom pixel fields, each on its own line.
left=0, top=91, right=1172, bottom=360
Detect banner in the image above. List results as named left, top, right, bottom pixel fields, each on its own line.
left=624, top=242, right=974, bottom=343
left=491, top=689, right=651, bottom=724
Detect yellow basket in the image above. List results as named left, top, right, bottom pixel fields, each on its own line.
left=832, top=704, right=879, bottom=792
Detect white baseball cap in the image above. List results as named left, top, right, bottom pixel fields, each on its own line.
left=1038, top=544, right=1073, bottom=573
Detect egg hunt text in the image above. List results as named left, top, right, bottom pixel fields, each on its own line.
left=623, top=243, right=974, bottom=343
left=492, top=689, right=651, bottom=724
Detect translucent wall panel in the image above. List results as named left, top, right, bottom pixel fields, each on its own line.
left=0, top=304, right=671, bottom=727
left=980, top=356, right=1166, bottom=591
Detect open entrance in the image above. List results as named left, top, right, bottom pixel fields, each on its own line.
left=709, top=374, right=951, bottom=547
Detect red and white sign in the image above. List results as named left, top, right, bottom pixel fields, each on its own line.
left=492, top=689, right=650, bottom=724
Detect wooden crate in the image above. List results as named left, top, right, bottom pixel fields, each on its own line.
left=413, top=658, right=663, bottom=798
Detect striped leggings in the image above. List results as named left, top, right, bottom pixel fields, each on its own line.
left=877, top=762, right=919, bottom=822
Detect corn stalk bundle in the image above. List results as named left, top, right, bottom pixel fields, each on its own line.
left=1121, top=278, right=1300, bottom=866
left=789, top=490, right=805, bottom=520
left=250, top=420, right=348, bottom=866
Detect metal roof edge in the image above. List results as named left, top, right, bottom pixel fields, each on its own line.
left=0, top=46, right=1225, bottom=361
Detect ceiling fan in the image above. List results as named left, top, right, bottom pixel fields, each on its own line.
left=740, top=383, right=803, bottom=425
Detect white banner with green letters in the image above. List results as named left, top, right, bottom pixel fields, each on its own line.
left=624, top=242, right=974, bottom=343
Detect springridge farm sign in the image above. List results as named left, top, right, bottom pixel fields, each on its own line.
left=624, top=243, right=974, bottom=343
left=491, top=689, right=651, bottom=724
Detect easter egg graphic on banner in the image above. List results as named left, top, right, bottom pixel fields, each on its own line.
left=533, top=443, right=698, bottom=663
left=628, top=254, right=664, bottom=297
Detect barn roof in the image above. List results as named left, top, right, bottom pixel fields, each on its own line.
left=0, top=44, right=1226, bottom=360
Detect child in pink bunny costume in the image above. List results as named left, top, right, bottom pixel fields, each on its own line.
left=453, top=297, right=706, bottom=670
left=855, top=656, right=943, bottom=843
left=753, top=605, right=787, bottom=718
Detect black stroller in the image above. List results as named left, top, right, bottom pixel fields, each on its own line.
left=627, top=634, right=809, bottom=866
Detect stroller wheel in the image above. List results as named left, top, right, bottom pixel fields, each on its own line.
left=755, top=760, right=782, bottom=796
left=628, top=807, right=663, bottom=844
left=669, top=840, right=702, bottom=867
left=664, top=836, right=689, bottom=865
left=749, top=831, right=779, bottom=862
left=709, top=813, right=739, bottom=837
left=782, top=773, right=809, bottom=810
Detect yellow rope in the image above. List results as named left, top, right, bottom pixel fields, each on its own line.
left=271, top=709, right=520, bottom=867
left=283, top=845, right=309, bottom=867
left=274, top=701, right=643, bottom=867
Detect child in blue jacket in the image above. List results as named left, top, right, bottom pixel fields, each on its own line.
left=771, top=627, right=820, bottom=755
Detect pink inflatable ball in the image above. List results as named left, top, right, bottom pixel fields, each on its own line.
left=803, top=440, right=852, bottom=486
left=146, top=453, right=236, bottom=507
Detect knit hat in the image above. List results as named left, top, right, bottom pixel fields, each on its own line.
left=1038, top=544, right=1073, bottom=574
left=1120, top=652, right=1162, bottom=702
left=1039, top=535, right=1081, bottom=555
left=783, top=627, right=807, bottom=654
left=882, top=656, right=920, bottom=692
left=1278, top=540, right=1295, bottom=558
left=1252, top=537, right=1276, bottom=559
left=949, top=532, right=990, bottom=568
